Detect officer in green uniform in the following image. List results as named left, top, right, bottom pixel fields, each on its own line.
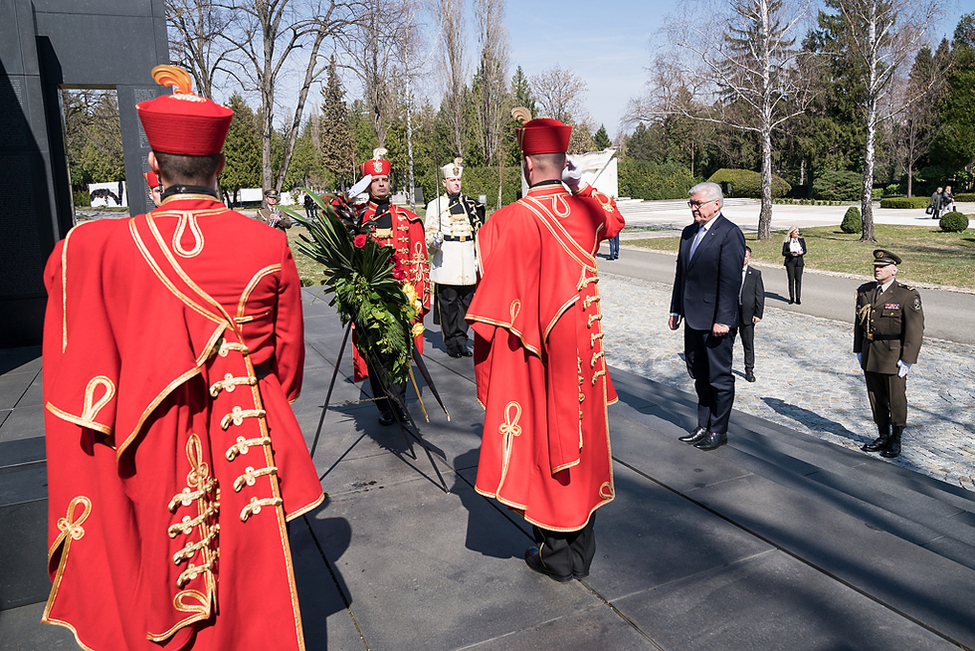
left=854, top=249, right=924, bottom=458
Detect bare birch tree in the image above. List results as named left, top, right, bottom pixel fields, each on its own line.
left=817, top=0, right=944, bottom=241
left=166, top=0, right=234, bottom=99
left=530, top=65, right=588, bottom=124
left=435, top=0, right=468, bottom=158
left=473, top=0, right=509, bottom=166
left=630, top=0, right=814, bottom=241
left=219, top=0, right=359, bottom=193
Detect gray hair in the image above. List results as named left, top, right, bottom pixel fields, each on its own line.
left=688, top=182, right=723, bottom=209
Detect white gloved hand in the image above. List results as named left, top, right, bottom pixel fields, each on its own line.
left=561, top=156, right=583, bottom=192
left=347, top=174, right=373, bottom=199
left=897, top=360, right=912, bottom=378
left=856, top=352, right=862, bottom=366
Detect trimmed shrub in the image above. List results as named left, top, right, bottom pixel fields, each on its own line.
left=956, top=193, right=975, bottom=203
left=619, top=160, right=697, bottom=200
left=73, top=190, right=90, bottom=207
left=706, top=168, right=791, bottom=198
left=841, top=206, right=861, bottom=234
left=880, top=196, right=929, bottom=209
left=884, top=184, right=901, bottom=195
left=812, top=170, right=862, bottom=201
left=939, top=211, right=969, bottom=232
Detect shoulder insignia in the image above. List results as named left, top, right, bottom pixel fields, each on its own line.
left=912, top=295, right=922, bottom=311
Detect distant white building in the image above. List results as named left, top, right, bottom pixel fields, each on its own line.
left=520, top=148, right=619, bottom=199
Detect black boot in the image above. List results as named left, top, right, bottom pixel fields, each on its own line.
left=862, top=424, right=889, bottom=452
left=881, top=427, right=903, bottom=458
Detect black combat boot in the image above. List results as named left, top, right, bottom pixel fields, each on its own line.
left=862, top=424, right=889, bottom=452
left=880, top=427, right=903, bottom=458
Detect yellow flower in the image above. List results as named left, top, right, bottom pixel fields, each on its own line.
left=412, top=323, right=425, bottom=339
left=402, top=282, right=417, bottom=305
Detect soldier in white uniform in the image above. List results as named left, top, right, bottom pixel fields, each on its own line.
left=425, top=159, right=485, bottom=357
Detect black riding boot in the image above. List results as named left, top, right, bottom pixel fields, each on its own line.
left=881, top=427, right=903, bottom=458
left=862, top=423, right=889, bottom=452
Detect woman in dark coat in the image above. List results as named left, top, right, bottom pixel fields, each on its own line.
left=782, top=226, right=806, bottom=305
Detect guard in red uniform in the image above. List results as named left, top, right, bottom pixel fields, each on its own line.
left=352, top=149, right=430, bottom=425
left=41, top=66, right=323, bottom=650
left=466, top=117, right=625, bottom=582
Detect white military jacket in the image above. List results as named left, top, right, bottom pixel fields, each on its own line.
left=425, top=193, right=483, bottom=286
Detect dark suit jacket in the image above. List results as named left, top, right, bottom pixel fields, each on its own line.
left=739, top=265, right=765, bottom=325
left=670, top=214, right=746, bottom=331
left=782, top=238, right=806, bottom=266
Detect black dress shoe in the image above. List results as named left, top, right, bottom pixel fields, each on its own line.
left=678, top=426, right=709, bottom=444
left=447, top=350, right=462, bottom=358
left=461, top=349, right=473, bottom=357
left=745, top=371, right=756, bottom=382
left=788, top=299, right=794, bottom=304
left=861, top=436, right=887, bottom=452
left=378, top=411, right=394, bottom=426
left=796, top=300, right=801, bottom=305
left=524, top=547, right=573, bottom=583
left=694, top=430, right=728, bottom=451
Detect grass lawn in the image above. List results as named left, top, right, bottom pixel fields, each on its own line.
left=628, top=223, right=975, bottom=289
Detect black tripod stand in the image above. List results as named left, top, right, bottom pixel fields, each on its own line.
left=309, top=321, right=449, bottom=492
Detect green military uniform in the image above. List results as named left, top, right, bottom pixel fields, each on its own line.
left=854, top=250, right=924, bottom=458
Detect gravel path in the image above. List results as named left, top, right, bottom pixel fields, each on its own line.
left=599, top=271, right=975, bottom=492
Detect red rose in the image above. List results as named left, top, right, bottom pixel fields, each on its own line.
left=392, top=266, right=406, bottom=280
left=353, top=234, right=367, bottom=248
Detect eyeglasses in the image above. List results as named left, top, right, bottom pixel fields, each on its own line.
left=687, top=199, right=717, bottom=209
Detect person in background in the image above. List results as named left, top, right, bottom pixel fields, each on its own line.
left=782, top=226, right=805, bottom=305
left=738, top=246, right=765, bottom=383
left=425, top=158, right=485, bottom=358
left=143, top=170, right=162, bottom=207
left=256, top=189, right=292, bottom=230
left=941, top=185, right=955, bottom=215
left=927, top=187, right=943, bottom=219
left=304, top=190, right=317, bottom=220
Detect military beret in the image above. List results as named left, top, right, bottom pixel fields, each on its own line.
left=873, top=249, right=902, bottom=266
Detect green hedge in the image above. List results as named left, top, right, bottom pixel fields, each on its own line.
left=619, top=160, right=697, bottom=200
left=940, top=211, right=969, bottom=232
left=956, top=193, right=975, bottom=202
left=811, top=170, right=861, bottom=201
left=706, top=168, right=791, bottom=198
left=880, top=196, right=930, bottom=209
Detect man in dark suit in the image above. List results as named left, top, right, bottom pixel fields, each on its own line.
left=739, top=246, right=765, bottom=382
left=669, top=182, right=746, bottom=451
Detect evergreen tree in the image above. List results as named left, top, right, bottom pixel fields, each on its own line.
left=929, top=13, right=975, bottom=186
left=320, top=56, right=357, bottom=187
left=593, top=124, right=612, bottom=149
left=220, top=93, right=261, bottom=204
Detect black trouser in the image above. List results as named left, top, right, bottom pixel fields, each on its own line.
left=864, top=371, right=908, bottom=429
left=785, top=259, right=803, bottom=302
left=437, top=284, right=476, bottom=355
left=533, top=515, right=596, bottom=578
left=739, top=322, right=755, bottom=373
left=684, top=326, right=737, bottom=435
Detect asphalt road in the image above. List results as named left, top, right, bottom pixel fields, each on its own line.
left=603, top=245, right=975, bottom=346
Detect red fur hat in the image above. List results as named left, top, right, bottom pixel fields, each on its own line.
left=360, top=148, right=391, bottom=177
left=517, top=118, right=572, bottom=155
left=137, top=66, right=233, bottom=156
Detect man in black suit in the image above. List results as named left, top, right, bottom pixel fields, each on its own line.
left=739, top=246, right=765, bottom=383
left=669, top=182, right=746, bottom=451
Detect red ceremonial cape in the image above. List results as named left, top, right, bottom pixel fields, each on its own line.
left=42, top=197, right=324, bottom=650
left=466, top=182, right=625, bottom=531
left=352, top=201, right=430, bottom=381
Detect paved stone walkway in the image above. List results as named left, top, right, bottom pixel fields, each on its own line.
left=598, top=269, right=975, bottom=492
